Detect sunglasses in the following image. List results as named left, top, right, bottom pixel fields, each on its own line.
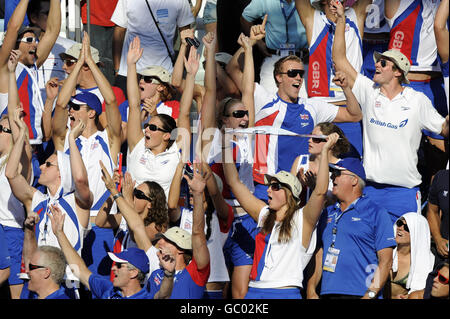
left=377, top=59, right=392, bottom=68
left=17, top=37, right=37, bottom=44
left=44, top=161, right=57, bottom=168
left=68, top=102, right=88, bottom=111
left=396, top=219, right=410, bottom=233
left=224, top=110, right=249, bottom=118
left=312, top=137, right=327, bottom=144
left=268, top=182, right=283, bottom=192
left=139, top=75, right=160, bottom=84
left=114, top=262, right=127, bottom=269
left=64, top=59, right=77, bottom=67
left=437, top=270, right=449, bottom=285
left=280, top=69, right=305, bottom=78
left=330, top=170, right=357, bottom=179
left=143, top=123, right=169, bottom=133
left=0, top=124, right=12, bottom=134
left=29, top=263, right=46, bottom=271
left=133, top=188, right=152, bottom=202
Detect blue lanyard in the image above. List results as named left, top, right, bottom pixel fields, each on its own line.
left=280, top=0, right=295, bottom=43
left=330, top=202, right=357, bottom=248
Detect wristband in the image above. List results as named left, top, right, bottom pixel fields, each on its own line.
left=112, top=192, right=123, bottom=201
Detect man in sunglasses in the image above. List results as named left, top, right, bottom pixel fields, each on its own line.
left=309, top=157, right=395, bottom=299
left=52, top=33, right=123, bottom=286
left=0, top=0, right=61, bottom=146
left=49, top=205, right=153, bottom=299
left=332, top=1, right=450, bottom=225
left=227, top=20, right=362, bottom=202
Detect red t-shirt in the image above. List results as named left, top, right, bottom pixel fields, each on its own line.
left=81, top=0, right=118, bottom=27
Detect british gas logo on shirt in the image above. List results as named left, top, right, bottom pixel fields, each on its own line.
left=369, top=118, right=408, bottom=129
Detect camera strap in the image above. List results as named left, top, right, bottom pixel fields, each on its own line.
left=144, top=0, right=176, bottom=64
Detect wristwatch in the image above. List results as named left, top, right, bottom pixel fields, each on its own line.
left=367, top=290, right=377, bottom=299
left=112, top=192, right=123, bottom=201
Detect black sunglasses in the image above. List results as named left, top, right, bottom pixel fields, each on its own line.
left=29, top=263, right=47, bottom=271
left=17, top=36, right=37, bottom=44
left=0, top=124, right=12, bottom=134
left=64, top=59, right=77, bottom=67
left=330, top=170, right=356, bottom=179
left=437, top=270, right=449, bottom=285
left=133, top=188, right=152, bottom=202
left=312, top=137, right=327, bottom=144
left=115, top=262, right=128, bottom=269
left=44, top=161, right=57, bottom=168
left=396, top=219, right=410, bottom=232
left=139, top=75, right=160, bottom=84
left=143, top=123, right=169, bottom=133
left=280, top=69, right=305, bottom=78
left=68, top=102, right=88, bottom=111
left=268, top=182, right=283, bottom=192
left=224, top=110, right=249, bottom=118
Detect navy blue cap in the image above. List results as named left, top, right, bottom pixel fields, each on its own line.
left=329, top=157, right=366, bottom=181
left=107, top=248, right=149, bottom=273
left=70, top=92, right=102, bottom=115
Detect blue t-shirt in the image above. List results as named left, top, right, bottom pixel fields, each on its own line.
left=88, top=274, right=153, bottom=299
left=241, top=0, right=307, bottom=50
left=46, top=287, right=71, bottom=299
left=146, top=258, right=210, bottom=299
left=318, top=196, right=396, bottom=296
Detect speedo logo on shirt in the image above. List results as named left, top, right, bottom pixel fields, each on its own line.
left=369, top=118, right=408, bottom=129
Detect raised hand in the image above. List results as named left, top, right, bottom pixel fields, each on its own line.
left=184, top=161, right=209, bottom=195
left=332, top=71, right=349, bottom=89
left=48, top=204, right=66, bottom=236
left=7, top=50, right=21, bottom=73
left=82, top=31, right=94, bottom=65
left=323, top=132, right=339, bottom=153
left=99, top=160, right=116, bottom=191
left=183, top=46, right=200, bottom=76
left=181, top=28, right=195, bottom=46
left=330, top=0, right=345, bottom=18
left=45, top=77, right=60, bottom=100
left=249, top=14, right=268, bottom=43
left=121, top=171, right=136, bottom=202
left=202, top=32, right=216, bottom=52
left=127, top=36, right=144, bottom=66
left=24, top=212, right=40, bottom=230
left=13, top=106, right=27, bottom=133
left=157, top=248, right=176, bottom=273
left=237, top=33, right=252, bottom=52
left=69, top=119, right=86, bottom=140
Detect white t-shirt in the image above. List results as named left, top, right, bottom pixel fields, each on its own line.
left=111, top=0, right=194, bottom=75
left=249, top=206, right=317, bottom=289
left=352, top=73, right=445, bottom=188
left=126, top=137, right=180, bottom=200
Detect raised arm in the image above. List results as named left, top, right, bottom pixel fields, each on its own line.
left=126, top=36, right=144, bottom=153
left=42, top=77, right=60, bottom=142
left=5, top=109, right=36, bottom=210
left=171, top=28, right=194, bottom=90
left=53, top=48, right=86, bottom=151
left=0, top=0, right=28, bottom=73
left=35, top=0, right=61, bottom=68
left=222, top=135, right=266, bottom=221
left=302, top=133, right=338, bottom=248
left=435, top=0, right=449, bottom=63
left=332, top=70, right=362, bottom=122
left=239, top=33, right=255, bottom=127
left=176, top=46, right=199, bottom=158
left=100, top=162, right=152, bottom=252
left=68, top=121, right=93, bottom=224
left=294, top=0, right=315, bottom=43
left=82, top=33, right=121, bottom=162
left=200, top=32, right=218, bottom=131
left=185, top=163, right=210, bottom=270
left=331, top=1, right=358, bottom=88
left=49, top=205, right=92, bottom=290
left=351, top=0, right=372, bottom=37
left=167, top=160, right=184, bottom=224
left=113, top=26, right=126, bottom=76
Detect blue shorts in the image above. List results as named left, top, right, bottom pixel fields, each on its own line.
left=81, top=226, right=114, bottom=279
left=405, top=77, right=447, bottom=140
left=203, top=1, right=217, bottom=25
left=245, top=287, right=302, bottom=299
left=1, top=225, right=24, bottom=285
left=203, top=290, right=223, bottom=299
left=364, top=183, right=421, bottom=224
left=223, top=214, right=258, bottom=267
left=0, top=225, right=10, bottom=270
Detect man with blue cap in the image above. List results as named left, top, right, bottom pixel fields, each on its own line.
left=307, top=157, right=396, bottom=299
left=52, top=33, right=123, bottom=287
left=49, top=204, right=153, bottom=299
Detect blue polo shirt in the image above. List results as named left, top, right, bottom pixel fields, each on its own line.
left=147, top=258, right=210, bottom=299
left=318, top=196, right=396, bottom=297
left=46, top=287, right=71, bottom=299
left=241, top=0, right=307, bottom=50
left=88, top=274, right=153, bottom=299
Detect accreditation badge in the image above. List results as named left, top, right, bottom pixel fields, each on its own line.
left=323, top=247, right=340, bottom=272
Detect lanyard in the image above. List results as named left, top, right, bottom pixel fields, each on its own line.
left=280, top=0, right=295, bottom=43
left=330, top=201, right=358, bottom=248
